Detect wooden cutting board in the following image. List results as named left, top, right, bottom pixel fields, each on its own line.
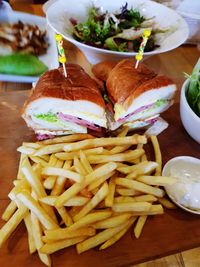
left=0, top=90, right=200, bottom=267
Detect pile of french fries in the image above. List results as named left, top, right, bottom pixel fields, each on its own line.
left=0, top=129, right=176, bottom=266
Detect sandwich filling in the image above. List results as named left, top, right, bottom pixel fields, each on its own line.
left=34, top=112, right=102, bottom=132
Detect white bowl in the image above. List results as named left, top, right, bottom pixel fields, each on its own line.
left=162, top=156, right=200, bottom=215
left=180, top=79, right=200, bottom=144
left=44, top=0, right=189, bottom=64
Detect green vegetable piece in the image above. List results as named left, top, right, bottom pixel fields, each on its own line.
left=34, top=113, right=58, bottom=123
left=155, top=99, right=167, bottom=108
left=104, top=37, right=119, bottom=51
left=187, top=58, right=200, bottom=117
left=0, top=53, right=48, bottom=76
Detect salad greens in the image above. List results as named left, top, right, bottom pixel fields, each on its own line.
left=71, top=3, right=159, bottom=52
left=34, top=113, right=58, bottom=123
left=186, top=58, right=200, bottom=117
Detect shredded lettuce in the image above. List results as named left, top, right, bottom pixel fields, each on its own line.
left=155, top=99, right=168, bottom=108
left=34, top=113, right=58, bottom=123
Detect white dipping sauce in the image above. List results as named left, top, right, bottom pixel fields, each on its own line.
left=163, top=156, right=200, bottom=211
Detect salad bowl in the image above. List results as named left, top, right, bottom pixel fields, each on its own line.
left=44, top=0, right=189, bottom=64
left=180, top=59, right=200, bottom=144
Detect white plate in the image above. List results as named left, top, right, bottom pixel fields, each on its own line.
left=0, top=10, right=59, bottom=83
left=45, top=0, right=189, bottom=64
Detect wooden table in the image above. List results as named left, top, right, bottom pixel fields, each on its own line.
left=1, top=3, right=200, bottom=267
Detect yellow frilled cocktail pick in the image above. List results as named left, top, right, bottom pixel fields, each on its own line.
left=55, top=33, right=67, bottom=77
left=135, top=29, right=151, bottom=69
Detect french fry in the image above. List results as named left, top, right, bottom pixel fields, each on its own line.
left=99, top=217, right=136, bottom=250
left=85, top=162, right=117, bottom=185
left=29, top=155, right=48, bottom=167
left=55, top=147, right=104, bottom=160
left=88, top=171, right=115, bottom=191
left=151, top=135, right=162, bottom=176
left=158, top=197, right=176, bottom=209
left=44, top=227, right=95, bottom=242
left=56, top=207, right=73, bottom=226
left=24, top=212, right=37, bottom=254
left=44, top=211, right=112, bottom=240
left=17, top=146, right=36, bottom=155
left=43, top=176, right=57, bottom=190
left=0, top=205, right=28, bottom=247
left=141, top=153, right=147, bottom=162
left=73, top=182, right=109, bottom=221
left=17, top=153, right=27, bottom=180
left=40, top=196, right=90, bottom=207
left=134, top=215, right=148, bottom=238
left=76, top=223, right=129, bottom=254
left=17, top=191, right=58, bottom=230
left=117, top=161, right=158, bottom=174
left=131, top=204, right=164, bottom=216
left=22, top=157, right=46, bottom=197
left=48, top=154, right=57, bottom=166
left=2, top=200, right=17, bottom=221
left=105, top=177, right=116, bottom=207
left=79, top=150, right=93, bottom=174
left=117, top=126, right=129, bottom=137
left=116, top=188, right=140, bottom=196
left=8, top=180, right=31, bottom=201
left=22, top=158, right=57, bottom=222
left=136, top=175, right=177, bottom=186
left=73, top=156, right=87, bottom=175
left=87, top=149, right=144, bottom=164
left=39, top=154, right=50, bottom=162
left=22, top=142, right=42, bottom=149
left=31, top=211, right=51, bottom=266
left=68, top=206, right=82, bottom=218
left=115, top=178, right=165, bottom=198
left=35, top=134, right=95, bottom=156
left=93, top=213, right=132, bottom=229
left=125, top=172, right=137, bottom=179
left=42, top=167, right=83, bottom=183
left=34, top=143, right=66, bottom=156
left=114, top=195, right=157, bottom=203
left=38, top=133, right=94, bottom=145
left=50, top=160, right=72, bottom=196
left=64, top=135, right=147, bottom=152
left=40, top=236, right=86, bottom=254
left=55, top=182, right=85, bottom=208
left=112, top=202, right=152, bottom=213
left=107, top=145, right=131, bottom=155
left=43, top=157, right=64, bottom=190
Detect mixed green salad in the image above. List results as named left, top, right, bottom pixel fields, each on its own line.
left=186, top=58, right=200, bottom=117
left=70, top=3, right=164, bottom=52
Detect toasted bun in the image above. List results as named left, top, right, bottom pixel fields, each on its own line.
left=23, top=64, right=105, bottom=112
left=106, top=59, right=156, bottom=104
left=92, top=61, right=117, bottom=82
left=124, top=75, right=176, bottom=110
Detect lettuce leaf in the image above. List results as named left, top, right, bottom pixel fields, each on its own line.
left=186, top=58, right=200, bottom=117
left=34, top=113, right=58, bottom=123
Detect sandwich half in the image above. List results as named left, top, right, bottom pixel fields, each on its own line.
left=93, top=59, right=177, bottom=131
left=22, top=64, right=107, bottom=139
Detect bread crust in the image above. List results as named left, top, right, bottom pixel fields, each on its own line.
left=23, top=64, right=105, bottom=113
left=124, top=75, right=175, bottom=109
left=92, top=61, right=117, bottom=81
left=106, top=59, right=156, bottom=104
